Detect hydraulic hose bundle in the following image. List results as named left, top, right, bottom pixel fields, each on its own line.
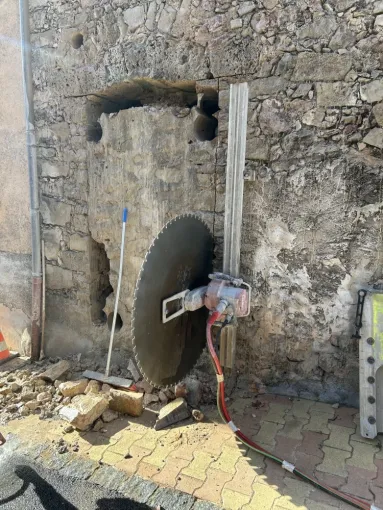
left=207, top=311, right=379, bottom=510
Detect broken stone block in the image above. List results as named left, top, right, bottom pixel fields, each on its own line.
left=39, top=360, right=71, bottom=382
left=37, top=391, right=52, bottom=403
left=93, top=419, right=104, bottom=432
left=154, top=398, right=191, bottom=431
left=135, top=380, right=153, bottom=394
left=144, top=394, right=159, bottom=407
left=59, top=394, right=109, bottom=431
left=159, top=391, right=168, bottom=404
left=100, top=383, right=112, bottom=395
left=109, top=389, right=144, bottom=417
left=85, top=380, right=101, bottom=395
left=25, top=400, right=39, bottom=411
left=59, top=379, right=88, bottom=398
left=10, top=382, right=21, bottom=393
left=127, top=359, right=141, bottom=383
left=102, top=409, right=119, bottom=423
left=21, top=392, right=38, bottom=402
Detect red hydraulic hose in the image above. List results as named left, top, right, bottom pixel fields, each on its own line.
left=206, top=311, right=376, bottom=510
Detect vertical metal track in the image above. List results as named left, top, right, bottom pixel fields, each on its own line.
left=223, top=83, right=249, bottom=277
left=221, top=83, right=249, bottom=369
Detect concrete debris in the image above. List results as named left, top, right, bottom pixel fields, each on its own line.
left=63, top=425, right=74, bottom=433
left=135, top=380, right=153, bottom=394
left=37, top=391, right=52, bottom=403
left=39, top=360, right=71, bottom=382
left=59, top=379, right=88, bottom=398
left=154, top=398, right=191, bottom=431
left=93, top=419, right=104, bottom=432
left=109, top=389, right=144, bottom=417
left=10, top=382, right=22, bottom=393
left=144, top=394, right=159, bottom=407
left=101, top=383, right=112, bottom=395
left=102, top=409, right=119, bottom=423
left=59, top=394, right=109, bottom=431
left=158, top=391, right=168, bottom=404
left=127, top=359, right=141, bottom=383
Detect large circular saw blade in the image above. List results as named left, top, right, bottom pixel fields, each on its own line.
left=132, top=214, right=213, bottom=388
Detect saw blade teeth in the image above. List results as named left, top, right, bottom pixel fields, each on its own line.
left=131, top=213, right=213, bottom=388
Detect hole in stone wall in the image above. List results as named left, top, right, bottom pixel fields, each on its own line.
left=87, top=121, right=103, bottom=143
left=194, top=115, right=218, bottom=142
left=71, top=32, right=84, bottom=49
left=90, top=239, right=113, bottom=325
left=86, top=79, right=207, bottom=144
left=194, top=90, right=219, bottom=142
left=201, top=90, right=219, bottom=116
left=107, top=312, right=123, bottom=332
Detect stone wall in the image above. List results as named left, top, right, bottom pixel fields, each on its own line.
left=31, top=0, right=383, bottom=404
left=0, top=0, right=31, bottom=352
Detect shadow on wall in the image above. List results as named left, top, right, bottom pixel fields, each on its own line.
left=85, top=78, right=219, bottom=144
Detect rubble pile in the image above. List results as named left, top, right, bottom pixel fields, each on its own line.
left=0, top=355, right=210, bottom=432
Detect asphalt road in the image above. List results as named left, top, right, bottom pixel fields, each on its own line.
left=0, top=450, right=151, bottom=510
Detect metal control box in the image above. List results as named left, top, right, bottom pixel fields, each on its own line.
left=359, top=291, right=383, bottom=439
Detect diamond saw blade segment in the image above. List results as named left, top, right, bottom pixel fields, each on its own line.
left=132, top=215, right=213, bottom=388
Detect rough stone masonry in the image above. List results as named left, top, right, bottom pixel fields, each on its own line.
left=30, top=0, right=383, bottom=405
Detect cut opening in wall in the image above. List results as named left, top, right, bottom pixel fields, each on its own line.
left=194, top=89, right=219, bottom=141
left=86, top=79, right=218, bottom=143
left=89, top=239, right=113, bottom=325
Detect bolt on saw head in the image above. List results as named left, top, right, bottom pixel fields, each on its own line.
left=132, top=214, right=251, bottom=388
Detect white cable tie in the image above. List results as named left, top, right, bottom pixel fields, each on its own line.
left=282, top=460, right=295, bottom=473
left=228, top=420, right=239, bottom=432
left=217, top=374, right=224, bottom=383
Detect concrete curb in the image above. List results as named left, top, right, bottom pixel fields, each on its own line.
left=2, top=434, right=223, bottom=510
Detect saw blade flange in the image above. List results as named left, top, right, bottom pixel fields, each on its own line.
left=132, top=214, right=214, bottom=388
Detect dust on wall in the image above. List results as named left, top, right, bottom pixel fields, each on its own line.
left=31, top=0, right=383, bottom=404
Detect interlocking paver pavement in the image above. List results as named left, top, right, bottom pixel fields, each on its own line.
left=3, top=396, right=383, bottom=509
